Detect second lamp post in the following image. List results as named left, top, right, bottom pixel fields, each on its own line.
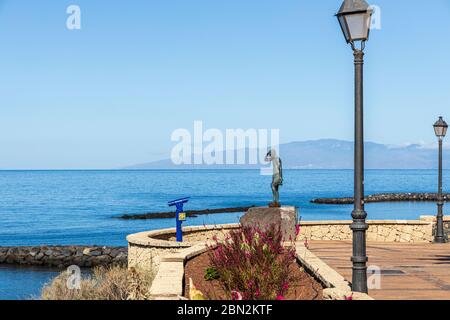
left=336, top=0, right=373, bottom=294
left=433, top=117, right=448, bottom=243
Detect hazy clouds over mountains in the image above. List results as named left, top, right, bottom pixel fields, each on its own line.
left=124, top=139, right=450, bottom=170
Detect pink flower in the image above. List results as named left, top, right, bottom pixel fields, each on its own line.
left=281, top=282, right=289, bottom=291
left=231, top=290, right=243, bottom=301
left=346, top=294, right=354, bottom=301
left=289, top=250, right=296, bottom=259
left=304, top=239, right=309, bottom=249
left=276, top=295, right=285, bottom=300
left=295, top=224, right=301, bottom=236
left=255, top=289, right=261, bottom=298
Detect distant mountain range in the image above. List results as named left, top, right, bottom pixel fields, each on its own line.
left=124, top=139, right=450, bottom=170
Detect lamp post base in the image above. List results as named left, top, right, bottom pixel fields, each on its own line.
left=435, top=202, right=446, bottom=243
left=350, top=212, right=369, bottom=294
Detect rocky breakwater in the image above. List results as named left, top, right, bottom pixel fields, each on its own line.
left=312, top=193, right=450, bottom=205
left=0, top=246, right=127, bottom=268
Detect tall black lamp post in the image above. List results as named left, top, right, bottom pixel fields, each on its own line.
left=433, top=116, right=448, bottom=243
left=336, top=0, right=373, bottom=294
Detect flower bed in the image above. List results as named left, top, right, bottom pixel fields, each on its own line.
left=183, top=225, right=323, bottom=300
left=185, top=251, right=323, bottom=300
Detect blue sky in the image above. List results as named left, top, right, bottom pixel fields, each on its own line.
left=0, top=0, right=449, bottom=169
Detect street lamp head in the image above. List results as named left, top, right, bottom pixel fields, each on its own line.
left=434, top=117, right=448, bottom=138
left=336, top=0, right=373, bottom=48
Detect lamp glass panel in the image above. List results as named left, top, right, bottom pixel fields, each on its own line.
left=435, top=126, right=445, bottom=137
left=338, top=15, right=350, bottom=42
left=345, top=12, right=371, bottom=41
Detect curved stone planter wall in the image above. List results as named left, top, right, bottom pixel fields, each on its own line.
left=127, top=224, right=240, bottom=272
left=0, top=246, right=127, bottom=268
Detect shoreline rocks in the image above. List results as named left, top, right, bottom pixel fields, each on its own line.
left=311, top=193, right=450, bottom=205
left=0, top=246, right=127, bottom=268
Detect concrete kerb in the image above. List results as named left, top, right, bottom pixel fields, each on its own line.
left=149, top=243, right=208, bottom=300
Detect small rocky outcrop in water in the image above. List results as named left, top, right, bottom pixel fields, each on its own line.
left=120, top=206, right=255, bottom=220
left=311, top=193, right=450, bottom=205
left=0, top=246, right=127, bottom=268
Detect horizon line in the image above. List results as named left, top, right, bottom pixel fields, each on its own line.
left=0, top=168, right=448, bottom=172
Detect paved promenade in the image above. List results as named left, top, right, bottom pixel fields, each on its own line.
left=309, top=241, right=450, bottom=300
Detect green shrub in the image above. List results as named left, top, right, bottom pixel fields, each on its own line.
left=204, top=267, right=220, bottom=281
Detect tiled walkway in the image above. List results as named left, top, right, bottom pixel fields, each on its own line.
left=309, top=241, right=450, bottom=300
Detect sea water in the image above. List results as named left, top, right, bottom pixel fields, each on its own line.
left=0, top=169, right=448, bottom=299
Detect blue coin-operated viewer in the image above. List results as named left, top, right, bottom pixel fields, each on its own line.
left=168, top=197, right=190, bottom=242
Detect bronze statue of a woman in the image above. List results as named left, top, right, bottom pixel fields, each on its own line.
left=265, top=148, right=283, bottom=207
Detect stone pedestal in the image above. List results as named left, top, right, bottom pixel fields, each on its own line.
left=240, top=206, right=298, bottom=241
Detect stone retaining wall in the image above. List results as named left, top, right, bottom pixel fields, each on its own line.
left=297, top=220, right=434, bottom=243
left=420, top=216, right=450, bottom=241
left=128, top=218, right=448, bottom=272
left=0, top=246, right=127, bottom=268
